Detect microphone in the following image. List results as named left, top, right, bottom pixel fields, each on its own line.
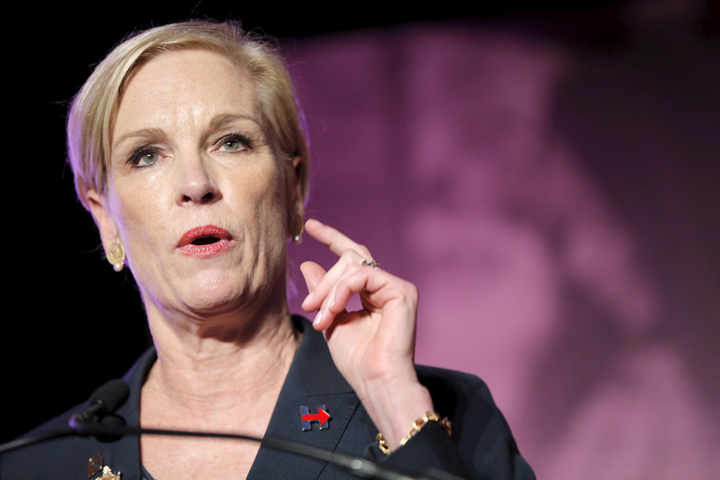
left=68, top=379, right=129, bottom=434
left=94, top=414, right=128, bottom=443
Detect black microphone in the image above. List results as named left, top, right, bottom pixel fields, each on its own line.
left=92, top=414, right=128, bottom=443
left=68, top=379, right=129, bottom=434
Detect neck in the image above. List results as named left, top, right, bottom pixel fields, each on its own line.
left=141, top=282, right=301, bottom=412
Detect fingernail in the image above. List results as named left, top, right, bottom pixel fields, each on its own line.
left=302, top=291, right=314, bottom=307
left=313, top=311, right=322, bottom=326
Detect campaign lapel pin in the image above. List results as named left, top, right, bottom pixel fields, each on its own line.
left=88, top=453, right=103, bottom=477
left=87, top=452, right=122, bottom=479
left=300, top=405, right=330, bottom=431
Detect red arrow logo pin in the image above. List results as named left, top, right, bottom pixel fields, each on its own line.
left=300, top=405, right=331, bottom=430
left=301, top=407, right=330, bottom=424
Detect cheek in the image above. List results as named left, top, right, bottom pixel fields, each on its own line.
left=108, top=180, right=172, bottom=266
left=248, top=164, right=295, bottom=265
left=247, top=162, right=292, bottom=227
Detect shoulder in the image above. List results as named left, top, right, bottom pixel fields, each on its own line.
left=0, top=401, right=103, bottom=479
left=415, top=364, right=496, bottom=421
left=416, top=364, right=492, bottom=397
left=415, top=365, right=535, bottom=479
left=0, top=349, right=154, bottom=480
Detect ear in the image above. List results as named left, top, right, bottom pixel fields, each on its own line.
left=86, top=189, right=118, bottom=251
left=289, top=155, right=306, bottom=218
left=286, top=155, right=306, bottom=240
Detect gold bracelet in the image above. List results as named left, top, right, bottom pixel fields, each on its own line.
left=376, top=432, right=391, bottom=455
left=376, top=411, right=452, bottom=456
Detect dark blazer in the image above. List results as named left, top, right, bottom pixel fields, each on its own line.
left=1, top=317, right=534, bottom=479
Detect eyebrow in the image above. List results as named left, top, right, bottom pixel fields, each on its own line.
left=112, top=113, right=261, bottom=151
left=208, top=113, right=259, bottom=131
left=113, top=127, right=167, bottom=151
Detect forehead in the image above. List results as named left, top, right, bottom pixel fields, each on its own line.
left=114, top=50, right=255, bottom=135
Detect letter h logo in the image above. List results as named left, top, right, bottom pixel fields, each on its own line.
left=299, top=405, right=330, bottom=431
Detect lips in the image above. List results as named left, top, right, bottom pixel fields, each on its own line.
left=177, top=225, right=234, bottom=257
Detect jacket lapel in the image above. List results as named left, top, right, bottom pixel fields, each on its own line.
left=77, top=318, right=356, bottom=480
left=248, top=316, right=360, bottom=480
left=77, top=348, right=156, bottom=480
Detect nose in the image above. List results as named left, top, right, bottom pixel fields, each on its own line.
left=175, top=153, right=222, bottom=206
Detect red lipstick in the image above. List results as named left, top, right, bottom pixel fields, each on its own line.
left=177, top=225, right=234, bottom=257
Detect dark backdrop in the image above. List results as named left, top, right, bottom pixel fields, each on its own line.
left=5, top=1, right=719, bottom=478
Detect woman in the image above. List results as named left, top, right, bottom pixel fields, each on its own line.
left=1, top=20, right=532, bottom=480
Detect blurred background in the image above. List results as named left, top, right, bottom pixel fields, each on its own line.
left=5, top=1, right=719, bottom=478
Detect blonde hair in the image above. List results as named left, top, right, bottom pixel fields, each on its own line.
left=67, top=20, right=309, bottom=209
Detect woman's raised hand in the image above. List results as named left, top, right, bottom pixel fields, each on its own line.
left=300, top=219, right=433, bottom=449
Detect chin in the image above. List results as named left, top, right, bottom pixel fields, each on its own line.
left=176, top=270, right=275, bottom=317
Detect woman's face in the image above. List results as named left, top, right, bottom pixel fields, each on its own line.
left=88, top=49, right=299, bottom=320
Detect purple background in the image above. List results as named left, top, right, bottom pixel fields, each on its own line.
left=284, top=21, right=720, bottom=477
left=6, top=2, right=719, bottom=478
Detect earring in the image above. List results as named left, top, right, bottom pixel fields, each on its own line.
left=291, top=214, right=304, bottom=244
left=106, top=239, right=125, bottom=272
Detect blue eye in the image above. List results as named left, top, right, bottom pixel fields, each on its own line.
left=138, top=152, right=159, bottom=165
left=218, top=133, right=252, bottom=152
left=129, top=147, right=160, bottom=168
left=221, top=139, right=242, bottom=152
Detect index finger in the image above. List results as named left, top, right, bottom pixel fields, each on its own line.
left=305, top=219, right=374, bottom=261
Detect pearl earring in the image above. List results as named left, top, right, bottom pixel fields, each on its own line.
left=106, top=239, right=125, bottom=272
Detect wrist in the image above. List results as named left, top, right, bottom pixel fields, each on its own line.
left=377, top=411, right=452, bottom=456
left=358, top=375, right=435, bottom=450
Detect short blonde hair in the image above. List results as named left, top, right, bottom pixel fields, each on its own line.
left=67, top=20, right=309, bottom=209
